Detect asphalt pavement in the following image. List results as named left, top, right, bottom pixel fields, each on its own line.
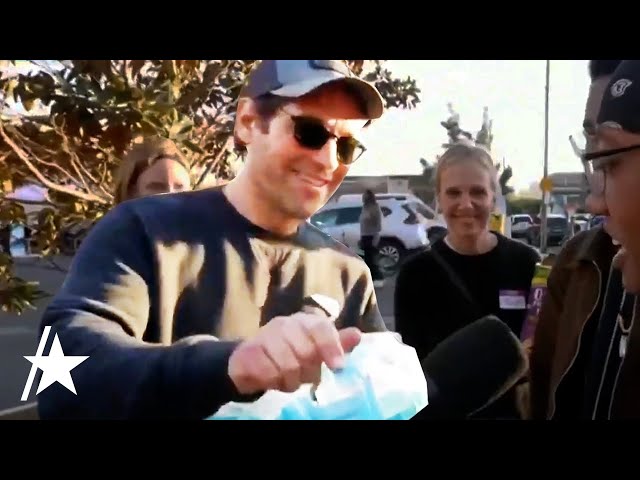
left=376, top=277, right=396, bottom=331
left=0, top=257, right=72, bottom=411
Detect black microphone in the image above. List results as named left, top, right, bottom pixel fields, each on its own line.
left=413, top=315, right=529, bottom=420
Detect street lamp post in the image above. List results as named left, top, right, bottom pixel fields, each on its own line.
left=540, top=60, right=551, bottom=254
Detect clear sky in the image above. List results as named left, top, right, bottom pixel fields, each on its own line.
left=348, top=60, right=591, bottom=192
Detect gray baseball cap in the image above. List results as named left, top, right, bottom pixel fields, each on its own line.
left=240, top=60, right=385, bottom=119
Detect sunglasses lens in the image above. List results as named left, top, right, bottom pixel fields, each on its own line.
left=337, top=137, right=362, bottom=165
left=294, top=119, right=330, bottom=150
left=291, top=114, right=365, bottom=165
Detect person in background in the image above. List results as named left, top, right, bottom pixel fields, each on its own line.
left=64, top=137, right=194, bottom=253
left=0, top=224, right=11, bottom=256
left=360, top=189, right=384, bottom=287
left=112, top=136, right=193, bottom=204
left=36, top=60, right=388, bottom=420
left=529, top=60, right=631, bottom=420
left=395, top=142, right=540, bottom=419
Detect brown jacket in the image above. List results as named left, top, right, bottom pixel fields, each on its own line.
left=528, top=226, right=640, bottom=419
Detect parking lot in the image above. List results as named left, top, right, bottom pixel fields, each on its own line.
left=0, top=257, right=73, bottom=410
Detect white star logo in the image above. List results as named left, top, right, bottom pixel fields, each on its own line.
left=21, top=326, right=89, bottom=401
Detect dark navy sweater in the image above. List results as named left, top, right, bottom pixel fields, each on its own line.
left=37, top=187, right=387, bottom=419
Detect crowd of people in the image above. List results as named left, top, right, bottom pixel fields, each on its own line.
left=30, top=59, right=640, bottom=420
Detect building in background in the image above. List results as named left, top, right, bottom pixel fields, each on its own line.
left=548, top=171, right=587, bottom=215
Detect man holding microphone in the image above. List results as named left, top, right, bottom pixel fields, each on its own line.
left=36, top=60, right=388, bottom=419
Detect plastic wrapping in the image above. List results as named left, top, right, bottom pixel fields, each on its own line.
left=206, top=332, right=429, bottom=420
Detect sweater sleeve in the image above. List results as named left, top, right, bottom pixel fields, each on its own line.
left=37, top=203, right=258, bottom=420
left=358, top=281, right=389, bottom=333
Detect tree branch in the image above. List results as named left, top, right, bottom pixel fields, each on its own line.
left=10, top=132, right=81, bottom=186
left=0, top=123, right=109, bottom=204
left=195, top=136, right=233, bottom=188
left=51, top=121, right=103, bottom=189
left=3, top=197, right=55, bottom=207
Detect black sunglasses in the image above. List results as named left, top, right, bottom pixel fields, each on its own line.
left=285, top=113, right=366, bottom=165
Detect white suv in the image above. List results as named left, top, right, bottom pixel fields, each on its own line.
left=310, top=194, right=444, bottom=275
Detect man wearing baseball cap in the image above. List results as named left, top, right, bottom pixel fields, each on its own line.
left=579, top=59, right=640, bottom=418
left=528, top=60, right=640, bottom=420
left=37, top=60, right=388, bottom=419
left=585, top=59, right=640, bottom=296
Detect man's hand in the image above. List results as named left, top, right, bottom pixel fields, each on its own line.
left=228, top=312, right=362, bottom=395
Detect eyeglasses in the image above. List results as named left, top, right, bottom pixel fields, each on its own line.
left=587, top=149, right=636, bottom=197
left=584, top=167, right=606, bottom=197
left=582, top=143, right=640, bottom=162
left=576, top=126, right=640, bottom=195
left=284, top=112, right=367, bottom=165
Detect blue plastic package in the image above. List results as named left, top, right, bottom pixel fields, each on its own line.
left=207, top=332, right=429, bottom=420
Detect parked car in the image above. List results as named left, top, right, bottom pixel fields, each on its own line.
left=590, top=215, right=607, bottom=229
left=333, top=192, right=424, bottom=204
left=509, top=214, right=534, bottom=240
left=59, top=220, right=95, bottom=255
left=526, top=214, right=570, bottom=247
left=310, top=195, right=440, bottom=275
left=572, top=216, right=589, bottom=234
left=330, top=193, right=446, bottom=235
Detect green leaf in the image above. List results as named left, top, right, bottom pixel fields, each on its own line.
left=4, top=78, right=19, bottom=99
left=168, top=122, right=182, bottom=138
left=183, top=140, right=205, bottom=154
left=140, top=120, right=159, bottom=136
left=22, top=98, right=36, bottom=111
left=179, top=123, right=193, bottom=135
left=144, top=114, right=164, bottom=128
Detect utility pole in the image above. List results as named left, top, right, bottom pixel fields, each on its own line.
left=540, top=60, right=551, bottom=254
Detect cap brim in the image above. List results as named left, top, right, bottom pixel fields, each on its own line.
left=271, top=74, right=384, bottom=120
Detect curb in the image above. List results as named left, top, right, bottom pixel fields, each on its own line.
left=9, top=255, right=43, bottom=265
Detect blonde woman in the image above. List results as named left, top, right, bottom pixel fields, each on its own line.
left=394, top=142, right=540, bottom=419
left=113, top=136, right=193, bottom=204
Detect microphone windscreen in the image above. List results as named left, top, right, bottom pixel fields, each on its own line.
left=416, top=315, right=528, bottom=419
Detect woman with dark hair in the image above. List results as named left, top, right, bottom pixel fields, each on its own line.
left=360, top=189, right=384, bottom=286
left=62, top=137, right=194, bottom=254
left=112, top=136, right=193, bottom=204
